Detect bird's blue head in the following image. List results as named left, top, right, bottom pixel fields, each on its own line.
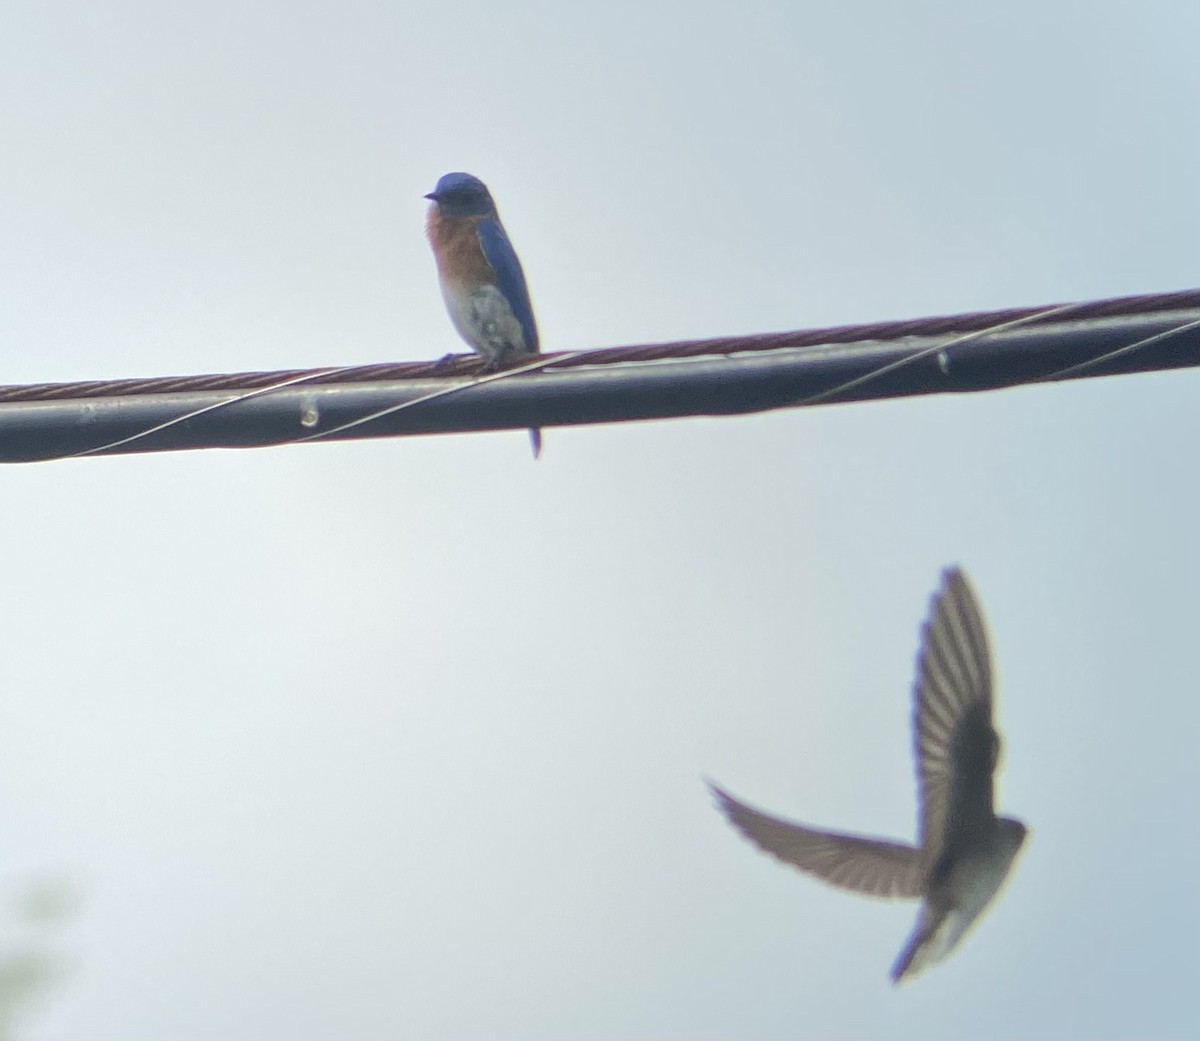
left=424, top=172, right=496, bottom=217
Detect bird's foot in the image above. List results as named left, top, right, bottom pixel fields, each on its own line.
left=433, top=352, right=465, bottom=372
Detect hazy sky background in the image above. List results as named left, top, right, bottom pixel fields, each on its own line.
left=0, top=1, right=1197, bottom=1038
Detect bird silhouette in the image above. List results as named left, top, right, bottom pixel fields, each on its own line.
left=709, top=567, right=1026, bottom=983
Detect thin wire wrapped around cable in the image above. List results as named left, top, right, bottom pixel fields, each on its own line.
left=0, top=287, right=1194, bottom=463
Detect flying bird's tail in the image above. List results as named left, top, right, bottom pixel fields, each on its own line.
left=890, top=901, right=965, bottom=984
left=890, top=907, right=935, bottom=984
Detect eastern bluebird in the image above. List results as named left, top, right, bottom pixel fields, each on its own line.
left=425, top=172, right=542, bottom=458
left=709, top=568, right=1026, bottom=984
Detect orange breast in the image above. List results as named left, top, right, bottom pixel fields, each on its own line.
left=426, top=208, right=495, bottom=290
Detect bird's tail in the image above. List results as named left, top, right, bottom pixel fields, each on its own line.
left=529, top=426, right=543, bottom=459
left=890, top=903, right=957, bottom=984
left=890, top=914, right=935, bottom=984
left=890, top=926, right=928, bottom=984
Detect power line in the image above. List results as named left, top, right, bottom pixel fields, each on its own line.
left=0, top=288, right=1196, bottom=463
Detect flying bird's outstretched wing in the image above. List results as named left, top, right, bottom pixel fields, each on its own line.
left=709, top=783, right=925, bottom=899
left=912, top=568, right=998, bottom=859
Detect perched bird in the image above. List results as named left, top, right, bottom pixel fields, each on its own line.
left=709, top=567, right=1026, bottom=984
left=424, top=172, right=542, bottom=458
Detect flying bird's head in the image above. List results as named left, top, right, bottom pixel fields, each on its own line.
left=424, top=172, right=497, bottom=218
left=998, top=816, right=1028, bottom=858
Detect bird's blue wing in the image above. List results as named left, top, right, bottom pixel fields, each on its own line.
left=476, top=218, right=539, bottom=351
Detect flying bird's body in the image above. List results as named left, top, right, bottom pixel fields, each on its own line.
left=710, top=568, right=1026, bottom=983
left=424, top=172, right=542, bottom=456
left=891, top=815, right=1026, bottom=980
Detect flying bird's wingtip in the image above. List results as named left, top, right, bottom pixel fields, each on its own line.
left=939, top=563, right=969, bottom=588
left=703, top=777, right=728, bottom=803
left=705, top=781, right=745, bottom=823
left=939, top=565, right=983, bottom=604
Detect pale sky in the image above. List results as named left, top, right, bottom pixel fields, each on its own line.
left=0, top=1, right=1197, bottom=1038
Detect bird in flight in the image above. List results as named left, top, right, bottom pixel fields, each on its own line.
left=709, top=567, right=1026, bottom=983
